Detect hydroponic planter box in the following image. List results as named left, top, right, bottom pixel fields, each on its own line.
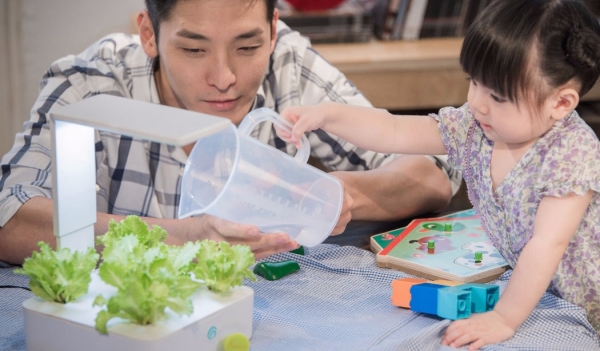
left=22, top=271, right=253, bottom=351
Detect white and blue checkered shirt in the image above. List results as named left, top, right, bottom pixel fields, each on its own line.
left=0, top=21, right=461, bottom=227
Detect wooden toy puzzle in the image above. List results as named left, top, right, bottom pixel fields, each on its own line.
left=376, top=215, right=509, bottom=283
left=370, top=209, right=477, bottom=253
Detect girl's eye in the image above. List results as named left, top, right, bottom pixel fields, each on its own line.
left=467, top=77, right=478, bottom=86
left=491, top=94, right=506, bottom=103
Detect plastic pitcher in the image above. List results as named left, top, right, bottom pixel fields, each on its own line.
left=178, top=108, right=343, bottom=247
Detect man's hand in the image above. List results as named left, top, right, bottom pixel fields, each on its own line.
left=176, top=178, right=354, bottom=257
left=179, top=215, right=300, bottom=260
left=441, top=310, right=516, bottom=350
left=329, top=179, right=354, bottom=235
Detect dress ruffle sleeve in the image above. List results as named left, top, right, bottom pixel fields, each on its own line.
left=429, top=103, right=473, bottom=170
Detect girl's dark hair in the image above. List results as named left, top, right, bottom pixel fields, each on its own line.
left=460, top=0, right=600, bottom=104
left=145, top=0, right=277, bottom=40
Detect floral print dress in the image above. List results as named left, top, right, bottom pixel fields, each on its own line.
left=431, top=104, right=600, bottom=332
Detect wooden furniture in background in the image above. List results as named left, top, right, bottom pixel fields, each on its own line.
left=129, top=11, right=600, bottom=111
left=314, top=37, right=600, bottom=110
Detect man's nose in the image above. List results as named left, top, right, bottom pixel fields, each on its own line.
left=207, top=54, right=236, bottom=91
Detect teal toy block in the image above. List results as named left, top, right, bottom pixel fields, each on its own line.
left=441, top=283, right=499, bottom=314
left=409, top=283, right=446, bottom=315
left=437, top=287, right=471, bottom=320
left=460, top=283, right=499, bottom=313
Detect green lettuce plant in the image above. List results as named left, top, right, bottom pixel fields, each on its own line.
left=93, top=236, right=202, bottom=334
left=192, top=240, right=257, bottom=293
left=16, top=215, right=257, bottom=335
left=15, top=242, right=99, bottom=303
left=93, top=217, right=256, bottom=334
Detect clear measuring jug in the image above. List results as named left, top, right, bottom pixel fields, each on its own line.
left=178, top=108, right=343, bottom=247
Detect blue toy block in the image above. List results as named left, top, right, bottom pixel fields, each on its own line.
left=460, top=283, right=499, bottom=313
left=437, top=287, right=471, bottom=320
left=409, top=283, right=445, bottom=315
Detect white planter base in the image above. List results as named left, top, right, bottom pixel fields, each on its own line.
left=23, top=272, right=253, bottom=351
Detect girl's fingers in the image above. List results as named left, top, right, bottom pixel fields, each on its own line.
left=441, top=320, right=465, bottom=345
left=449, top=333, right=476, bottom=349
left=468, top=339, right=486, bottom=351
left=275, top=126, right=292, bottom=140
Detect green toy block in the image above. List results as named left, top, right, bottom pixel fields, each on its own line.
left=253, top=260, right=300, bottom=281
left=289, top=246, right=305, bottom=255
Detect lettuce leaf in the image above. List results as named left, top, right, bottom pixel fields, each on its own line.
left=192, top=240, right=257, bottom=293
left=94, top=235, right=202, bottom=334
left=15, top=242, right=99, bottom=303
left=96, top=215, right=167, bottom=249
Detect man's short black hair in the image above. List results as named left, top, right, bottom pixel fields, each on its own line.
left=145, top=0, right=277, bottom=40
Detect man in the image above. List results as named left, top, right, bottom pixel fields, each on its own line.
left=0, top=0, right=459, bottom=264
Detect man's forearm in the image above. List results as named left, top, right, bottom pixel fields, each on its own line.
left=0, top=197, right=56, bottom=264
left=0, top=197, right=193, bottom=264
left=333, top=155, right=452, bottom=221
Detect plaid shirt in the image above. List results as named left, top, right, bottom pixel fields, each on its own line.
left=0, top=22, right=461, bottom=227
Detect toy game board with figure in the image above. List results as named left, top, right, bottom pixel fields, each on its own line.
left=370, top=209, right=478, bottom=253
left=375, top=213, right=509, bottom=283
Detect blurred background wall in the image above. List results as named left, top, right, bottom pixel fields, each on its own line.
left=0, top=0, right=145, bottom=156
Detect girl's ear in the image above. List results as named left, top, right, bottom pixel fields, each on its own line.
left=549, top=86, right=580, bottom=121
left=138, top=10, right=158, bottom=59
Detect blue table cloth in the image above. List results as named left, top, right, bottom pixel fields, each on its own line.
left=2, top=245, right=599, bottom=350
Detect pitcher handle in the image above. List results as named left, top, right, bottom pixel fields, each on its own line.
left=238, top=107, right=311, bottom=164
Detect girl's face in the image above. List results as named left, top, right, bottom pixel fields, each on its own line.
left=467, top=78, right=557, bottom=149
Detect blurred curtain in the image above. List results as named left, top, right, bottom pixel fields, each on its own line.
left=0, top=0, right=25, bottom=156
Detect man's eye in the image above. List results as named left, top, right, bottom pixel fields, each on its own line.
left=183, top=48, right=201, bottom=55
left=238, top=46, right=260, bottom=52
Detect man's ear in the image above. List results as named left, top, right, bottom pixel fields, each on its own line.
left=269, top=8, right=279, bottom=54
left=137, top=10, right=158, bottom=59
left=549, top=86, right=580, bottom=121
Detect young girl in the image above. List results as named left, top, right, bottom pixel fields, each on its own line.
left=277, top=0, right=600, bottom=348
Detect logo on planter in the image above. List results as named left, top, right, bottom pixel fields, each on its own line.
left=207, top=326, right=218, bottom=340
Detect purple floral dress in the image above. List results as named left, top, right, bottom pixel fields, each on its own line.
left=432, top=104, right=600, bottom=332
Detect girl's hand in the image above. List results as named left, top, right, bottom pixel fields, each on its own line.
left=277, top=104, right=334, bottom=148
left=441, top=310, right=516, bottom=350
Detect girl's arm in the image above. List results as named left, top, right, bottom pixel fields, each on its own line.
left=443, top=190, right=593, bottom=350
left=279, top=102, right=447, bottom=155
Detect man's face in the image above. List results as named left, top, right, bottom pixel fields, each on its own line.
left=153, top=0, right=277, bottom=125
